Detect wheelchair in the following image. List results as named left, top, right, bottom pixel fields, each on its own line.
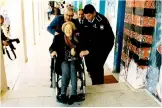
left=50, top=56, right=86, bottom=101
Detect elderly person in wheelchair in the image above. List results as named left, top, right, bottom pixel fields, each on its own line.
left=49, top=21, right=83, bottom=105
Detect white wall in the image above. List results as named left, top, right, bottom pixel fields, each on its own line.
left=7, top=0, right=27, bottom=63
left=82, top=0, right=86, bottom=8
left=0, top=0, right=48, bottom=93
left=24, top=0, right=34, bottom=46
left=91, top=0, right=100, bottom=12
left=105, top=0, right=118, bottom=72
left=65, top=0, right=73, bottom=5
left=105, top=0, right=118, bottom=34
left=1, top=0, right=28, bottom=89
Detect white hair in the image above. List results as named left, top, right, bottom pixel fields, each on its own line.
left=62, top=21, right=76, bottom=32
left=64, top=5, right=74, bottom=14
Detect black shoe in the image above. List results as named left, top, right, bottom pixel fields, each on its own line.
left=68, top=95, right=81, bottom=105
left=57, top=94, right=68, bottom=104
left=78, top=93, right=85, bottom=101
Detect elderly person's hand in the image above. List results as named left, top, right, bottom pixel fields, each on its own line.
left=80, top=50, right=89, bottom=57
left=71, top=48, right=76, bottom=56
left=51, top=51, right=57, bottom=57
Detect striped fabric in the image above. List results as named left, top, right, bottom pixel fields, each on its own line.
left=121, top=0, right=156, bottom=68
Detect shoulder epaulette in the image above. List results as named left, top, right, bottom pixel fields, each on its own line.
left=96, top=15, right=102, bottom=22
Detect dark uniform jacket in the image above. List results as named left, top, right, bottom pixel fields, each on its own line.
left=80, top=12, right=114, bottom=64
left=75, top=18, right=84, bottom=33
left=75, top=18, right=84, bottom=25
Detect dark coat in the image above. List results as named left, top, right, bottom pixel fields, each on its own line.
left=49, top=33, right=81, bottom=75
left=75, top=18, right=84, bottom=25
left=75, top=18, right=84, bottom=33
left=80, top=12, right=114, bottom=68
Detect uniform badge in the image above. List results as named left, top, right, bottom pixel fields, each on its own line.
left=100, top=25, right=104, bottom=30
left=84, top=25, right=88, bottom=27
left=93, top=24, right=97, bottom=28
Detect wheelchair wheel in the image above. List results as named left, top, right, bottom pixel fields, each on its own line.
left=56, top=74, right=61, bottom=96
left=51, top=57, right=57, bottom=88
left=77, top=58, right=86, bottom=101
left=51, top=71, right=56, bottom=88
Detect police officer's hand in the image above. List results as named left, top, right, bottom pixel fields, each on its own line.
left=80, top=50, right=89, bottom=57
left=71, top=48, right=76, bottom=56
left=2, top=41, right=9, bottom=46
left=51, top=51, right=57, bottom=57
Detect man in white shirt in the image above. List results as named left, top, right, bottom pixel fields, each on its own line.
left=76, top=9, right=84, bottom=24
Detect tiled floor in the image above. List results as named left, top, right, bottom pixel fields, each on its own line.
left=1, top=83, right=160, bottom=107
left=0, top=17, right=160, bottom=107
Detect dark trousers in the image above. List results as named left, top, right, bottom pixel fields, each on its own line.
left=61, top=61, right=77, bottom=95
left=85, top=56, right=106, bottom=85
left=85, top=44, right=114, bottom=85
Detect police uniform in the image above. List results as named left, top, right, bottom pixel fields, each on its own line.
left=80, top=12, right=114, bottom=85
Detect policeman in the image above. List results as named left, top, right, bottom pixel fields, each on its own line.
left=76, top=9, right=84, bottom=25
left=80, top=4, right=114, bottom=85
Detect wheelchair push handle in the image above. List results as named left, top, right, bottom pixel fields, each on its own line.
left=50, top=51, right=57, bottom=59
left=82, top=56, right=85, bottom=61
left=81, top=56, right=85, bottom=66
left=51, top=55, right=57, bottom=59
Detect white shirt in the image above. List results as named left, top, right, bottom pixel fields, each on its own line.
left=78, top=19, right=83, bottom=24
left=88, top=17, right=95, bottom=23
